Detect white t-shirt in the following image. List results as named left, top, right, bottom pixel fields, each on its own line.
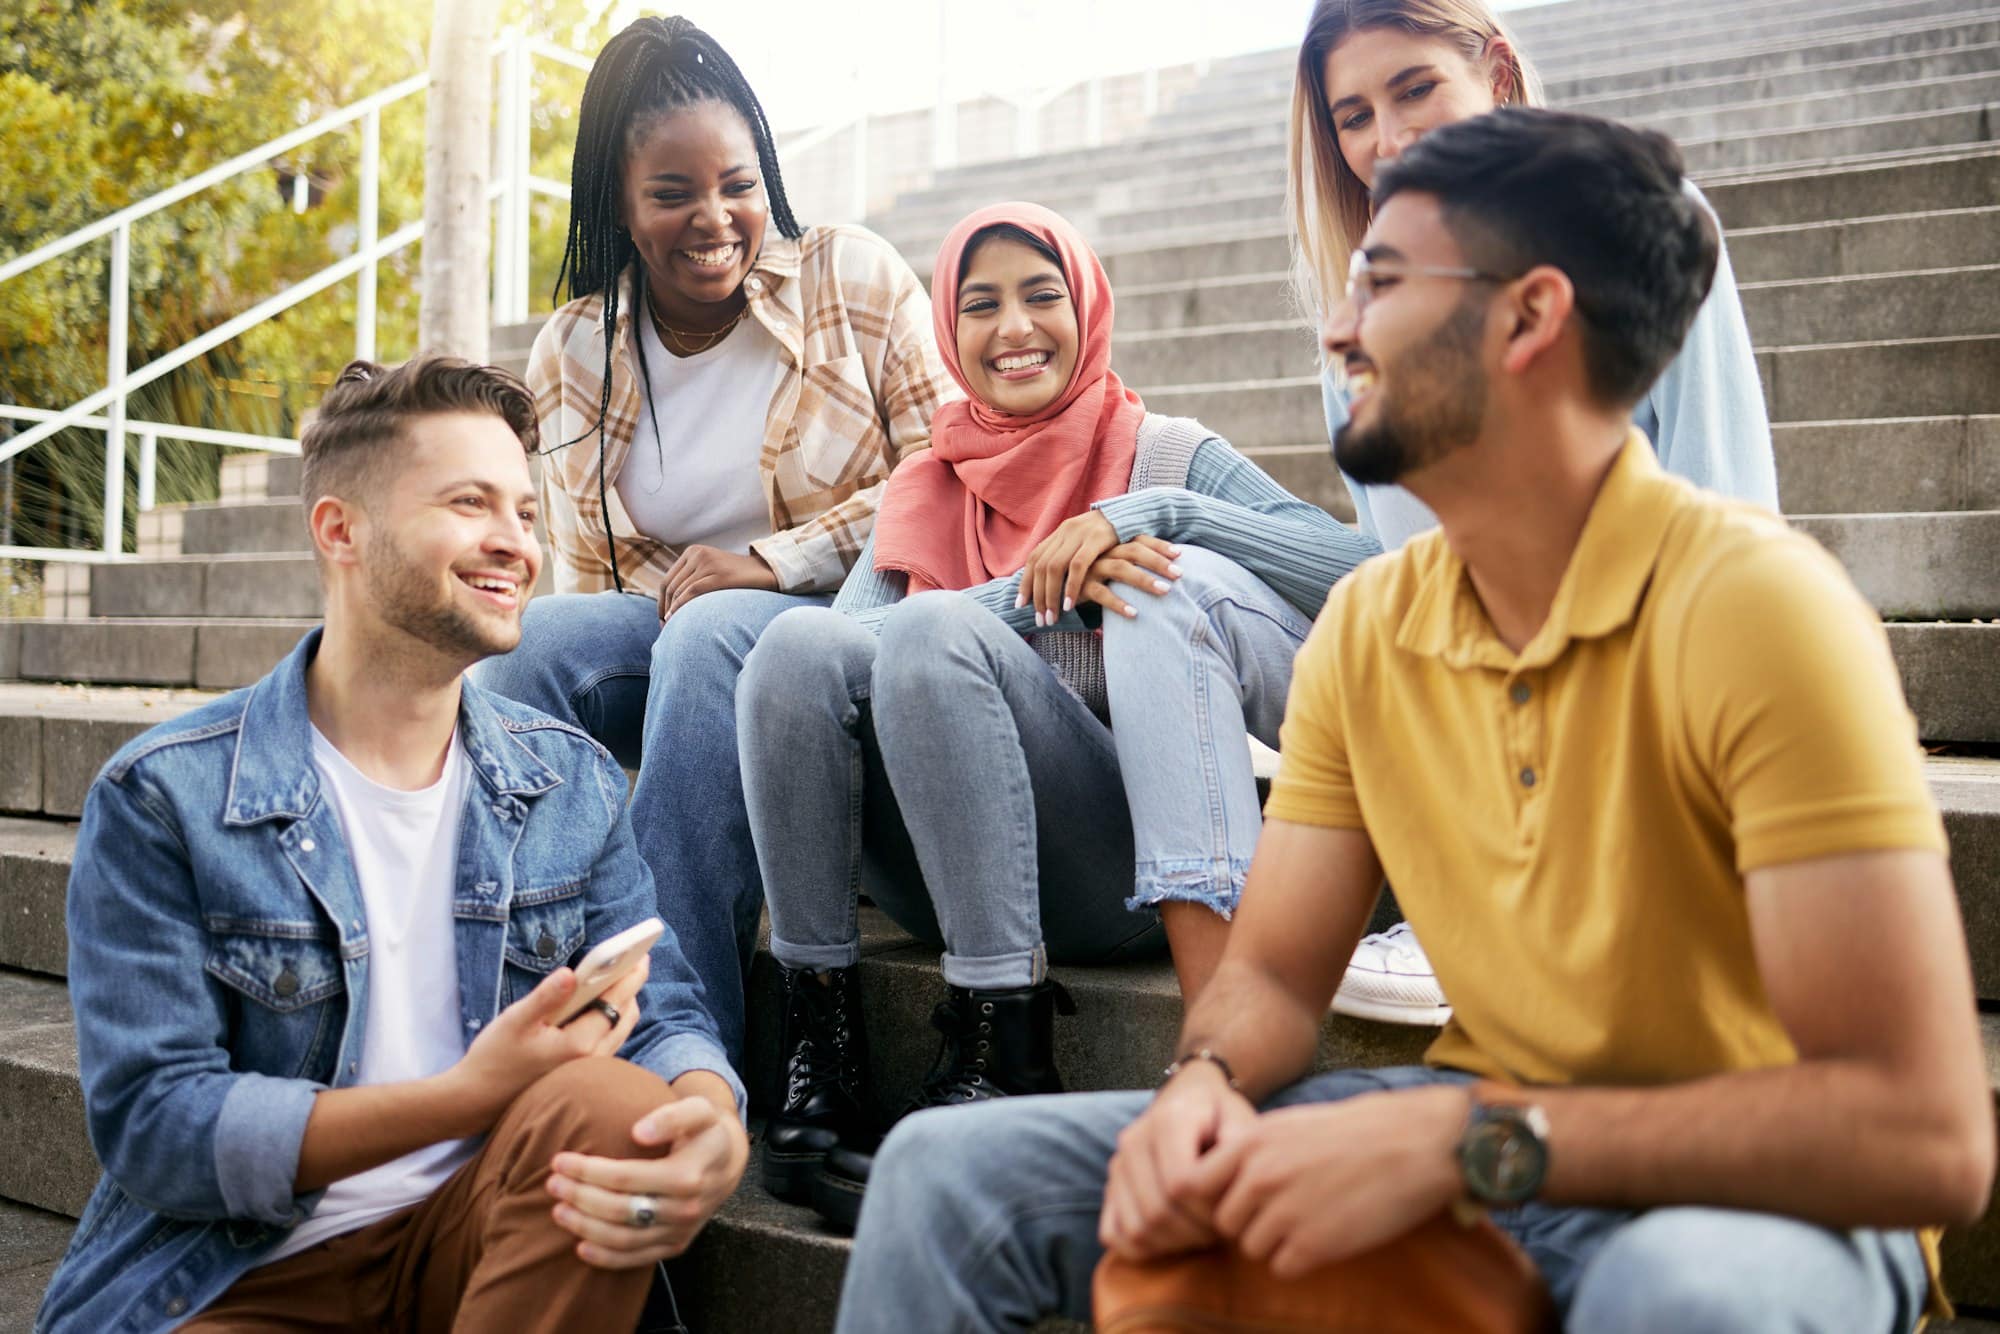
left=260, top=728, right=474, bottom=1264
left=617, top=307, right=783, bottom=555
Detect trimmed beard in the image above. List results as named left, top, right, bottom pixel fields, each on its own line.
left=363, top=524, right=519, bottom=662
left=1334, top=293, right=1490, bottom=488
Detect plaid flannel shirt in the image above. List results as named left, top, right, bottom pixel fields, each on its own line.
left=527, top=224, right=957, bottom=596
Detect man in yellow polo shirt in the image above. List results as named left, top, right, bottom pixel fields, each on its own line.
left=831, top=110, right=1995, bottom=1333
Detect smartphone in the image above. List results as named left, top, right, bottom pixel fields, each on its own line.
left=552, top=917, right=664, bottom=1027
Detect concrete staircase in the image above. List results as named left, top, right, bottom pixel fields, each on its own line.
left=9, top=0, right=2000, bottom=1326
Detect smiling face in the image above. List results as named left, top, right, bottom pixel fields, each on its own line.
left=1325, top=192, right=1495, bottom=486
left=352, top=413, right=543, bottom=663
left=619, top=100, right=768, bottom=326
left=1323, top=27, right=1507, bottom=189
left=953, top=236, right=1080, bottom=416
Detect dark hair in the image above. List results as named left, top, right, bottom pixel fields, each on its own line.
left=554, top=16, right=802, bottom=592
left=299, top=358, right=538, bottom=516
left=958, top=223, right=1064, bottom=290
left=1373, top=108, right=1719, bottom=407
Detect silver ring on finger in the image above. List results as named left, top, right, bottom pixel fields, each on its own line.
left=628, top=1193, right=660, bottom=1229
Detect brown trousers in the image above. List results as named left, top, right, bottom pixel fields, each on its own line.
left=182, top=1056, right=674, bottom=1333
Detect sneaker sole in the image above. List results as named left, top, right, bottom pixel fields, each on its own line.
left=1329, top=991, right=1453, bottom=1027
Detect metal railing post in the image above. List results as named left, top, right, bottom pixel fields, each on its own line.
left=510, top=37, right=533, bottom=324
left=357, top=107, right=381, bottom=361
left=137, top=430, right=158, bottom=513
left=102, top=223, right=130, bottom=554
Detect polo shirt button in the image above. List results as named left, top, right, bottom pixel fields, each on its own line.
left=1510, top=682, right=1531, bottom=704
left=745, top=276, right=761, bottom=292
left=165, top=1297, right=188, bottom=1318
left=299, top=838, right=316, bottom=853
left=1520, top=767, right=1538, bottom=788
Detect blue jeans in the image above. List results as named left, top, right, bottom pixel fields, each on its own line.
left=472, top=588, right=826, bottom=1065
left=1101, top=545, right=1312, bottom=918
left=737, top=592, right=1164, bottom=990
left=835, top=1067, right=1931, bottom=1334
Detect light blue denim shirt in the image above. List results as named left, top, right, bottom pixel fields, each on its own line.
left=38, top=629, right=740, bottom=1334
left=1331, top=184, right=1779, bottom=551
left=833, top=432, right=1377, bottom=633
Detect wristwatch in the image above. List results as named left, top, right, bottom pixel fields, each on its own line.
left=1455, top=1097, right=1550, bottom=1208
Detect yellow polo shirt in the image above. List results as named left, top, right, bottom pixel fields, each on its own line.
left=1270, top=431, right=1947, bottom=1082
left=1268, top=431, right=1953, bottom=1310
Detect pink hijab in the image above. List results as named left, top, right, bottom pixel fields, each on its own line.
left=871, top=202, right=1145, bottom=594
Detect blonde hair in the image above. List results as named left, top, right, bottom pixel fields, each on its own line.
left=1286, top=0, right=1544, bottom=324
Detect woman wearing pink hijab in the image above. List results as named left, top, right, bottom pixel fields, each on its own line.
left=735, top=203, right=1376, bottom=1229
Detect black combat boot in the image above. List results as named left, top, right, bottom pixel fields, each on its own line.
left=810, top=979, right=1076, bottom=1231
left=761, top=964, right=873, bottom=1202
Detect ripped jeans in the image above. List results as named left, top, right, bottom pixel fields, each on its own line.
left=738, top=593, right=1165, bottom=990
left=1102, top=544, right=1314, bottom=920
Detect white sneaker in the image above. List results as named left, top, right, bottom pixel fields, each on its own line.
left=1332, top=922, right=1452, bottom=1026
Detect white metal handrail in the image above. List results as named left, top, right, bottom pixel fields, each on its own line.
left=0, top=31, right=581, bottom=560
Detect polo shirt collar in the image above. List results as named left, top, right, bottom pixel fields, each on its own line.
left=1397, top=430, right=1678, bottom=671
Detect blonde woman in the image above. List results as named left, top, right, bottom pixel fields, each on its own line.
left=1290, top=0, right=1779, bottom=1025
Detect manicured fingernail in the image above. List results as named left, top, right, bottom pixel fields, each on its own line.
left=1014, top=591, right=1026, bottom=608
left=1063, top=597, right=1074, bottom=612
left=1167, top=564, right=1182, bottom=577
left=1169, top=545, right=1182, bottom=556
left=1154, top=580, right=1170, bottom=593
left=1123, top=606, right=1137, bottom=618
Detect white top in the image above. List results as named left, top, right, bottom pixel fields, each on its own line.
left=260, top=728, right=475, bottom=1265
left=617, top=306, right=784, bottom=555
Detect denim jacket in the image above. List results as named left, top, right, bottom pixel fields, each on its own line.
left=37, top=630, right=741, bottom=1333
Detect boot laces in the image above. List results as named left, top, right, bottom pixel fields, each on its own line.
left=916, top=998, right=995, bottom=1106
left=784, top=973, right=856, bottom=1107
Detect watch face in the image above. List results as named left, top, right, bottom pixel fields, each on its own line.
left=1462, top=1113, right=1548, bottom=1205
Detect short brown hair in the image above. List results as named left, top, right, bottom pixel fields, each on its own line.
left=298, top=356, right=540, bottom=511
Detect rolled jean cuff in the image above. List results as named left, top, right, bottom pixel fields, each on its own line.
left=940, top=943, right=1044, bottom=991
left=769, top=934, right=862, bottom=973
left=1126, top=857, right=1251, bottom=920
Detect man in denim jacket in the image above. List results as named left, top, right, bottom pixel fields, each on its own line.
left=38, top=358, right=750, bottom=1333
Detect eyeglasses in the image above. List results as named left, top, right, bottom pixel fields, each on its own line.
left=1346, top=250, right=1518, bottom=314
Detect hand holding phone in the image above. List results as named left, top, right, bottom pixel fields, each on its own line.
left=553, top=917, right=665, bottom=1027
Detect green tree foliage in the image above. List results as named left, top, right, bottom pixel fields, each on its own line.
left=0, top=0, right=610, bottom=552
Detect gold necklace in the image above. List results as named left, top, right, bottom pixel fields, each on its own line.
left=649, top=299, right=747, bottom=356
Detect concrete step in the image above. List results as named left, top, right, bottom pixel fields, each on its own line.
left=0, top=961, right=1994, bottom=1311
left=175, top=499, right=309, bottom=557
left=1246, top=417, right=2000, bottom=521
left=1564, top=39, right=2000, bottom=123
left=892, top=140, right=2000, bottom=270
left=0, top=1199, right=80, bottom=1331
left=1792, top=511, right=2000, bottom=618
left=0, top=619, right=313, bottom=690
left=1704, top=145, right=2000, bottom=229
left=5, top=756, right=1997, bottom=991
left=1642, top=68, right=2000, bottom=144
left=0, top=684, right=218, bottom=821
left=1138, top=330, right=2000, bottom=429
left=39, top=555, right=323, bottom=621
left=1773, top=416, right=2000, bottom=514
left=1729, top=206, right=2000, bottom=282
left=1739, top=264, right=2000, bottom=345
left=1682, top=104, right=2000, bottom=178
left=1760, top=333, right=2000, bottom=421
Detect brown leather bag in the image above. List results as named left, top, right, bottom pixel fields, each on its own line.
left=1092, top=1210, right=1555, bottom=1334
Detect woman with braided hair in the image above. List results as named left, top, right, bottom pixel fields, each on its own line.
left=477, top=16, right=955, bottom=1074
